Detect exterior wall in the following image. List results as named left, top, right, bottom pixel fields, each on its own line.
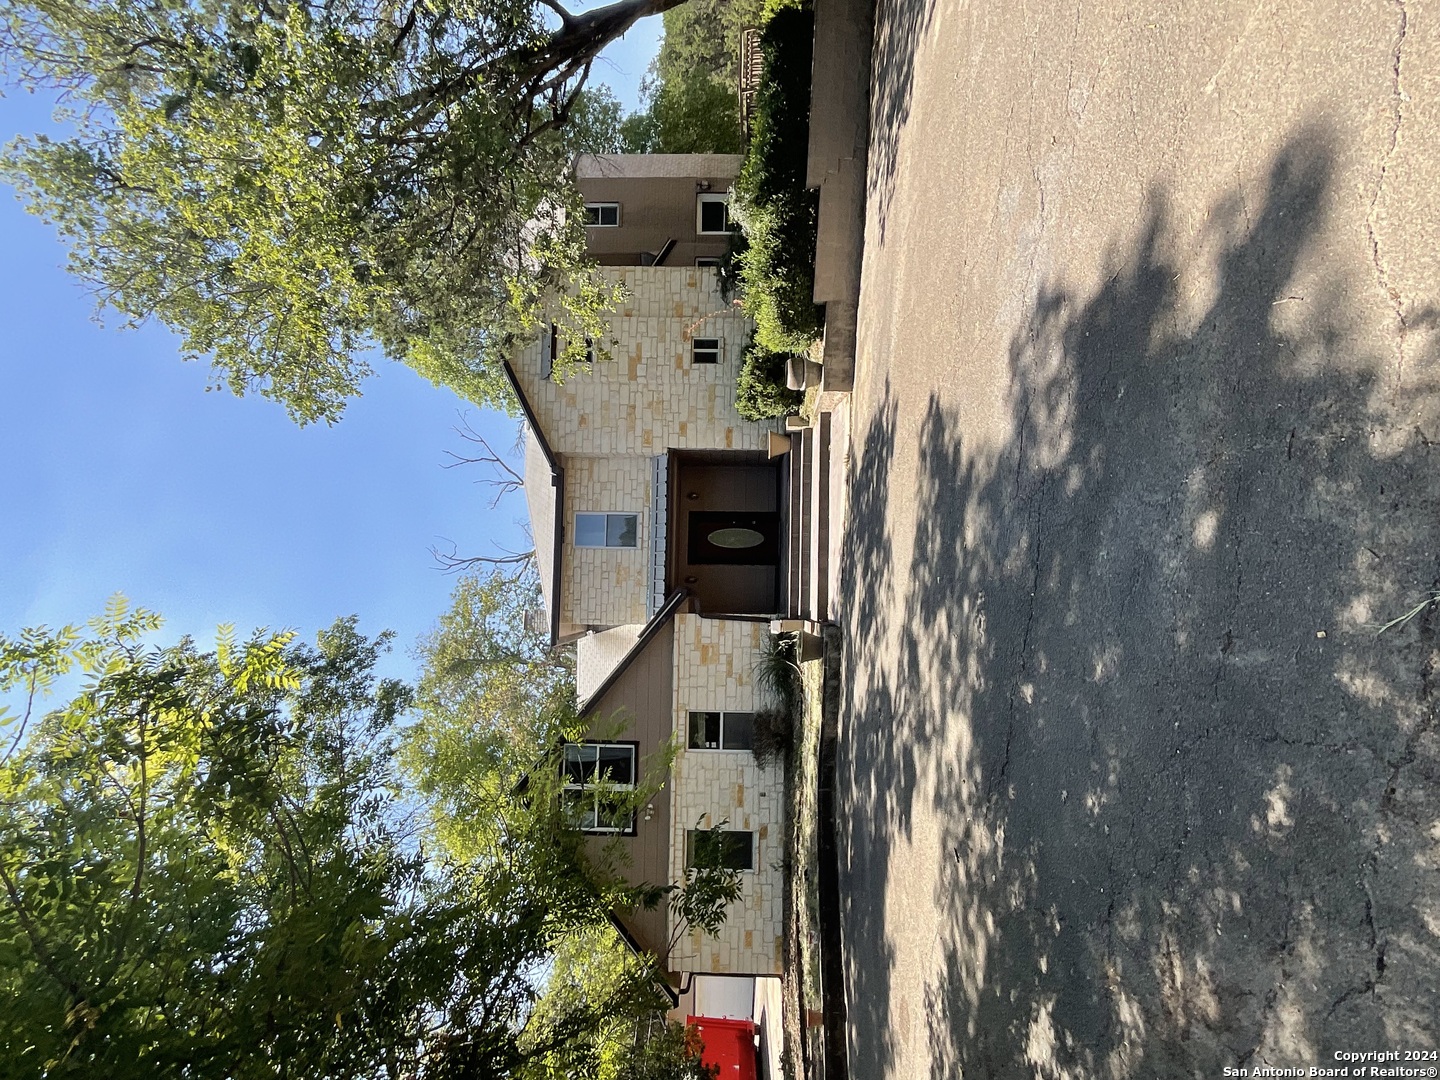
left=579, top=168, right=741, bottom=267
left=563, top=455, right=653, bottom=627
left=510, top=267, right=773, bottom=459
left=580, top=621, right=676, bottom=961
left=668, top=614, right=784, bottom=977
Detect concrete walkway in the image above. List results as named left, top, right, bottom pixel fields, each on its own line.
left=838, top=1, right=1440, bottom=1076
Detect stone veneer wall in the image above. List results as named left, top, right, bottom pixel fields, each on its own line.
left=563, top=455, right=652, bottom=627
left=667, top=614, right=784, bottom=976
left=510, top=267, right=773, bottom=457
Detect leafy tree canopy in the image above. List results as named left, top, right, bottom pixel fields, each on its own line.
left=0, top=599, right=676, bottom=1078
left=619, top=0, right=763, bottom=154
left=0, top=0, right=684, bottom=425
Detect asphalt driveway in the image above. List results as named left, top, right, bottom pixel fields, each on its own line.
left=838, top=2, right=1440, bottom=1076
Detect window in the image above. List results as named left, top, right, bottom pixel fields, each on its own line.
left=584, top=203, right=620, bottom=227
left=696, top=194, right=731, bottom=234
left=691, top=338, right=721, bottom=365
left=539, top=323, right=558, bottom=378
left=583, top=337, right=595, bottom=365
left=696, top=256, right=722, bottom=268
left=686, top=829, right=755, bottom=871
left=687, top=711, right=755, bottom=750
left=575, top=512, right=639, bottom=548
left=562, top=743, right=637, bottom=834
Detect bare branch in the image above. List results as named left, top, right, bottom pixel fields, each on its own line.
left=430, top=542, right=536, bottom=575
left=442, top=415, right=525, bottom=509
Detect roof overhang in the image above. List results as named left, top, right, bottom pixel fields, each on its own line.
left=502, top=359, right=565, bottom=648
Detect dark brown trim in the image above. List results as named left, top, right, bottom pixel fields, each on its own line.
left=501, top=358, right=566, bottom=647
left=578, top=589, right=689, bottom=719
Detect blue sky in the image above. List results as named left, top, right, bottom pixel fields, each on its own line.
left=0, top=17, right=661, bottom=685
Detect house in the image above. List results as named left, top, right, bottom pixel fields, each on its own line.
left=507, top=155, right=788, bottom=983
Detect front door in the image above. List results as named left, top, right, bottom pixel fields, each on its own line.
left=687, top=511, right=782, bottom=565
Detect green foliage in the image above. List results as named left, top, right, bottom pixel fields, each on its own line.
left=755, top=631, right=801, bottom=717
left=619, top=0, right=763, bottom=154
left=734, top=340, right=804, bottom=420
left=734, top=5, right=823, bottom=352
left=614, top=1018, right=717, bottom=1080
left=399, top=565, right=579, bottom=861
left=0, top=0, right=637, bottom=425
left=0, top=600, right=671, bottom=1079
left=669, top=820, right=743, bottom=944
left=750, top=706, right=793, bottom=768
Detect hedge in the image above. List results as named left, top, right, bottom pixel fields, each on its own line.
left=734, top=4, right=823, bottom=354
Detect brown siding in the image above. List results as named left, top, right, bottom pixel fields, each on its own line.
left=582, top=620, right=675, bottom=959
left=579, top=175, right=737, bottom=266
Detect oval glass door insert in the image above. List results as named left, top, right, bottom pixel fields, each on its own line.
left=707, top=527, right=765, bottom=550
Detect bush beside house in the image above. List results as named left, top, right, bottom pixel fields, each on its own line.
left=735, top=342, right=805, bottom=419
left=733, top=3, right=822, bottom=355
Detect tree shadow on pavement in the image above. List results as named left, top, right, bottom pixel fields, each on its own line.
left=867, top=0, right=936, bottom=242
left=839, top=125, right=1440, bottom=1079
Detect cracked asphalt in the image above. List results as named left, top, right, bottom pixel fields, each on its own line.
left=837, top=2, right=1440, bottom=1076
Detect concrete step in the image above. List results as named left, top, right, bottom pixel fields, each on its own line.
left=808, top=412, right=832, bottom=621
left=788, top=428, right=807, bottom=618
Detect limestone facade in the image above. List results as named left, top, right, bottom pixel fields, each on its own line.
left=562, top=455, right=652, bottom=627
left=667, top=614, right=784, bottom=976
left=510, top=267, right=769, bottom=458
left=511, top=266, right=773, bottom=632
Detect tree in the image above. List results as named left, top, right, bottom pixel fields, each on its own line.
left=0, top=599, right=671, bottom=1078
left=618, top=0, right=763, bottom=154
left=0, top=0, right=690, bottom=425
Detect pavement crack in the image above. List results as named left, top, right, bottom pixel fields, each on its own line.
left=1366, top=0, right=1410, bottom=386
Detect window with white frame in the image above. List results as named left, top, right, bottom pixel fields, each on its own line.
left=562, top=742, right=637, bottom=833
left=584, top=203, right=620, bottom=227
left=575, top=512, right=639, bottom=548
left=696, top=194, right=731, bottom=234
left=687, top=711, right=754, bottom=750
left=691, top=338, right=721, bottom=365
left=685, top=828, right=755, bottom=871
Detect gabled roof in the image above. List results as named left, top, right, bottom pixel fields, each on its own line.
left=503, top=359, right=564, bottom=647
left=577, top=590, right=687, bottom=719
left=576, top=624, right=644, bottom=703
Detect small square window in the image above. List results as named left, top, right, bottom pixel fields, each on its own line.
left=692, top=338, right=721, bottom=365
left=696, top=194, right=730, bottom=234
left=686, top=829, right=755, bottom=871
left=585, top=203, right=620, bottom=227
left=575, top=512, right=638, bottom=548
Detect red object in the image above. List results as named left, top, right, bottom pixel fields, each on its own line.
left=687, top=1015, right=759, bottom=1080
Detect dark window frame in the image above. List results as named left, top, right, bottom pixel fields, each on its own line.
left=561, top=740, right=639, bottom=835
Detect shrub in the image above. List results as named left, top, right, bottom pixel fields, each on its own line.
left=735, top=341, right=805, bottom=419
left=751, top=706, right=793, bottom=768
left=734, top=5, right=823, bottom=353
